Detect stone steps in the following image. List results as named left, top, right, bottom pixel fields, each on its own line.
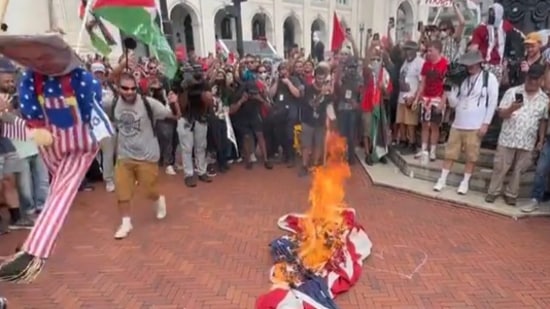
left=388, top=147, right=534, bottom=198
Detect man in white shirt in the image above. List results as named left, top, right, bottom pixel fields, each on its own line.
left=433, top=50, right=499, bottom=194
left=486, top=64, right=548, bottom=206
left=396, top=41, right=424, bottom=154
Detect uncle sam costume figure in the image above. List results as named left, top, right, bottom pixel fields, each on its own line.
left=0, top=33, right=113, bottom=282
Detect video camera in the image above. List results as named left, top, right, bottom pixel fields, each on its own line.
left=171, top=62, right=205, bottom=93
left=443, top=62, right=468, bottom=91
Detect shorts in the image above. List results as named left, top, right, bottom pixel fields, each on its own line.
left=114, top=159, right=159, bottom=203
left=235, top=113, right=263, bottom=137
left=419, top=97, right=443, bottom=124
left=444, top=128, right=481, bottom=163
left=362, top=112, right=372, bottom=137
left=0, top=152, right=22, bottom=180
left=395, top=103, right=419, bottom=126
left=300, top=123, right=325, bottom=152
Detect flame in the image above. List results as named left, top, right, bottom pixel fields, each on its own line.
left=297, top=131, right=351, bottom=272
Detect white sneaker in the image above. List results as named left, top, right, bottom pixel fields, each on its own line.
left=520, top=199, right=539, bottom=213
left=419, top=151, right=429, bottom=166
left=433, top=177, right=446, bottom=192
left=457, top=181, right=469, bottom=195
left=250, top=153, right=258, bottom=163
left=155, top=195, right=167, bottom=219
left=429, top=149, right=437, bottom=161
left=105, top=181, right=115, bottom=193
left=165, top=165, right=177, bottom=175
left=414, top=151, right=424, bottom=159
left=114, top=222, right=133, bottom=239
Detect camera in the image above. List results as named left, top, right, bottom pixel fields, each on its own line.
left=444, top=62, right=468, bottom=90
left=171, top=62, right=204, bottom=93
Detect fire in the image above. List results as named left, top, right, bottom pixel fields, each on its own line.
left=268, top=131, right=351, bottom=287
left=298, top=132, right=351, bottom=272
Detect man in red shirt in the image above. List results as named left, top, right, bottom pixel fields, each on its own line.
left=469, top=2, right=514, bottom=81
left=413, top=40, right=448, bottom=163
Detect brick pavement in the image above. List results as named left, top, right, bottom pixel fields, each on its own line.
left=1, top=165, right=550, bottom=309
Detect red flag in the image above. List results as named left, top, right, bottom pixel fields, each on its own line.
left=175, top=44, right=187, bottom=62
left=331, top=13, right=346, bottom=52
left=78, top=0, right=87, bottom=19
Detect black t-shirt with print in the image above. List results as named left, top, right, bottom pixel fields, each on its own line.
left=273, top=76, right=303, bottom=120
left=302, top=84, right=332, bottom=128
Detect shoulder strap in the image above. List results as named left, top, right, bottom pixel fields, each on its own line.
left=141, top=94, right=157, bottom=136
left=483, top=70, right=489, bottom=107
left=110, top=94, right=118, bottom=120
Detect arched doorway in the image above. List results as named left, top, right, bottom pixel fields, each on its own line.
left=170, top=3, right=199, bottom=53
left=396, top=0, right=414, bottom=43
left=214, top=8, right=233, bottom=40
left=283, top=15, right=301, bottom=52
left=310, top=18, right=326, bottom=52
left=251, top=12, right=274, bottom=41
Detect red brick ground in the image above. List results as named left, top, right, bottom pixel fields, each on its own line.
left=1, top=165, right=550, bottom=309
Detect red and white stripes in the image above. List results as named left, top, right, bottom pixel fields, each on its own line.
left=1, top=117, right=29, bottom=141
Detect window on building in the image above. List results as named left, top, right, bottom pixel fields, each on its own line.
left=337, top=0, right=349, bottom=5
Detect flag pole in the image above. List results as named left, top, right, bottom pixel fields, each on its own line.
left=76, top=0, right=95, bottom=54
left=0, top=0, right=10, bottom=25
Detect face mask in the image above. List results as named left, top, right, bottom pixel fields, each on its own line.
left=440, top=32, right=448, bottom=39
left=259, top=72, right=268, bottom=79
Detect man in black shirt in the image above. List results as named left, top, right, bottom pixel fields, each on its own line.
left=230, top=80, right=273, bottom=169
left=268, top=63, right=303, bottom=167
left=299, top=65, right=331, bottom=176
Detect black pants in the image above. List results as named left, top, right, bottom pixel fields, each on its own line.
left=264, top=114, right=295, bottom=161
left=208, top=116, right=231, bottom=168
left=156, top=119, right=177, bottom=166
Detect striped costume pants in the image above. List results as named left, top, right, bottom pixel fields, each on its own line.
left=22, top=147, right=98, bottom=259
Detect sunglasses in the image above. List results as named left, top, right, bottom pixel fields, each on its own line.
left=439, top=28, right=448, bottom=32
left=120, top=86, right=137, bottom=91
left=258, top=70, right=267, bottom=73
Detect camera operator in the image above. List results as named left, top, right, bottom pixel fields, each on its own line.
left=334, top=47, right=362, bottom=165
left=506, top=32, right=545, bottom=87
left=176, top=64, right=214, bottom=187
left=268, top=62, right=303, bottom=167
left=433, top=51, right=499, bottom=195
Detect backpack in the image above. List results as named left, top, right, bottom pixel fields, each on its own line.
left=457, top=70, right=490, bottom=107
left=110, top=93, right=157, bottom=136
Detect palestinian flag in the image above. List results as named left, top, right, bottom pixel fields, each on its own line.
left=92, top=0, right=177, bottom=78
left=78, top=0, right=116, bottom=56
left=362, top=67, right=393, bottom=162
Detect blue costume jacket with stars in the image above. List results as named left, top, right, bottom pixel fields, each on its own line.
left=18, top=68, right=103, bottom=128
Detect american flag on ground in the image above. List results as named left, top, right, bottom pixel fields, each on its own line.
left=256, top=209, right=372, bottom=309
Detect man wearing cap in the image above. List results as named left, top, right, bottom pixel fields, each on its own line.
left=486, top=64, right=549, bottom=205
left=516, top=32, right=545, bottom=85
left=433, top=51, right=499, bottom=194
left=395, top=41, right=424, bottom=155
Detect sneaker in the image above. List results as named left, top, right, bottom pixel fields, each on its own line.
left=414, top=151, right=424, bottom=159
left=105, top=181, right=115, bottom=193
left=520, top=199, right=539, bottom=213
left=419, top=151, right=429, bottom=166
left=433, top=177, right=446, bottom=192
left=264, top=160, right=273, bottom=170
left=429, top=149, right=437, bottom=161
left=198, top=174, right=212, bottom=183
left=9, top=218, right=34, bottom=230
left=114, top=221, right=133, bottom=239
left=184, top=176, right=197, bottom=188
left=0, top=296, right=7, bottom=309
left=165, top=165, right=177, bottom=175
left=155, top=195, right=167, bottom=219
left=457, top=180, right=469, bottom=195
left=250, top=153, right=258, bottom=163
left=485, top=194, right=497, bottom=203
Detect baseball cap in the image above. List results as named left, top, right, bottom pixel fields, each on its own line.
left=524, top=32, right=542, bottom=45
left=90, top=62, right=106, bottom=73
left=527, top=64, right=546, bottom=79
